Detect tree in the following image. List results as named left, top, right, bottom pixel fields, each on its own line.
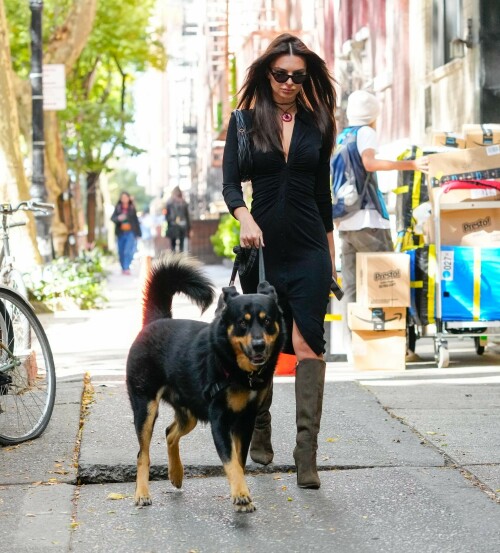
left=5, top=0, right=98, bottom=256
left=4, top=0, right=165, bottom=252
left=0, top=0, right=39, bottom=268
left=59, top=0, right=166, bottom=245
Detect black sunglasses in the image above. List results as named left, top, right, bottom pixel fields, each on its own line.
left=270, top=70, right=308, bottom=85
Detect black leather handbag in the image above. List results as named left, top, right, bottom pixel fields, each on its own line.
left=233, top=109, right=253, bottom=182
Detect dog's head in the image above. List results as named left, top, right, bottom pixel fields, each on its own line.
left=217, top=282, right=284, bottom=373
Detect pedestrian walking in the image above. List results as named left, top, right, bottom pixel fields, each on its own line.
left=110, top=191, right=141, bottom=275
left=222, top=33, right=337, bottom=489
left=165, top=186, right=191, bottom=253
left=139, top=207, right=156, bottom=258
left=332, top=90, right=428, bottom=359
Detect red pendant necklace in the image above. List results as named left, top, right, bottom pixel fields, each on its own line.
left=275, top=102, right=296, bottom=122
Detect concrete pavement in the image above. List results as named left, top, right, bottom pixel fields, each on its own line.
left=1, top=254, right=499, bottom=552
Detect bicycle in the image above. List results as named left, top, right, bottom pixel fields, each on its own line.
left=0, top=201, right=56, bottom=445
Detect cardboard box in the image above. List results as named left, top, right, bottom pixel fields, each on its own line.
left=348, top=303, right=406, bottom=331
left=429, top=185, right=500, bottom=209
left=462, top=124, right=500, bottom=149
left=356, top=252, right=410, bottom=307
left=432, top=131, right=465, bottom=149
left=424, top=207, right=500, bottom=247
left=428, top=145, right=500, bottom=186
left=351, top=330, right=406, bottom=371
left=440, top=246, right=500, bottom=321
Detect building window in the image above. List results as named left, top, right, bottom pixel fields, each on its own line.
left=432, top=0, right=462, bottom=68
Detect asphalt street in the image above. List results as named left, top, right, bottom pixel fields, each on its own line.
left=1, top=254, right=499, bottom=552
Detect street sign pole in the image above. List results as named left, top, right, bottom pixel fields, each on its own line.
left=29, top=0, right=52, bottom=261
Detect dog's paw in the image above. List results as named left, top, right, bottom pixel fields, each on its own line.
left=168, top=466, right=184, bottom=489
left=234, top=501, right=256, bottom=513
left=169, top=475, right=183, bottom=489
left=135, top=494, right=152, bottom=506
left=232, top=493, right=256, bottom=513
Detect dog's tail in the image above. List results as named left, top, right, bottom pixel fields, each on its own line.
left=142, top=253, right=216, bottom=327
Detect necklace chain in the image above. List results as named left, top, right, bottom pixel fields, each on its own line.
left=275, top=102, right=296, bottom=122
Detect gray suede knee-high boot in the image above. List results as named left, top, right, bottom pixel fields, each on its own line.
left=293, top=358, right=326, bottom=489
left=250, top=382, right=274, bottom=465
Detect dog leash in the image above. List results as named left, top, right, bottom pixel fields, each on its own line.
left=229, top=244, right=265, bottom=286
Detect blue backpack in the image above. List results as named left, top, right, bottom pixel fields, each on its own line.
left=331, top=126, right=389, bottom=221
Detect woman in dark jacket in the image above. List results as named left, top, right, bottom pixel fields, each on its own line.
left=110, top=191, right=141, bottom=274
left=222, top=33, right=337, bottom=489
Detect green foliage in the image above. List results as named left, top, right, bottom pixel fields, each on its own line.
left=25, top=248, right=110, bottom=311
left=59, top=0, right=166, bottom=177
left=108, top=169, right=154, bottom=211
left=5, top=0, right=167, bottom=178
left=210, top=214, right=240, bottom=260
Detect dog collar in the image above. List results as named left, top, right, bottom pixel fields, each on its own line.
left=204, top=380, right=230, bottom=402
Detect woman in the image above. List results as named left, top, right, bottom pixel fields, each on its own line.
left=222, top=33, right=337, bottom=489
left=110, top=192, right=141, bottom=274
left=165, top=186, right=191, bottom=253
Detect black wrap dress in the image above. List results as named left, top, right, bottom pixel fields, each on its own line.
left=222, top=108, right=333, bottom=355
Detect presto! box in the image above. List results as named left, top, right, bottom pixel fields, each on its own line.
left=356, top=252, right=410, bottom=307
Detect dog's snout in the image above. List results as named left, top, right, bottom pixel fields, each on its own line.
left=251, top=338, right=266, bottom=353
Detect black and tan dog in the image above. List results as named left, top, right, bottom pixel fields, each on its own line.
left=126, top=253, right=284, bottom=513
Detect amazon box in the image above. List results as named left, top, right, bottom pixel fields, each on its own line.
left=462, top=124, right=500, bottom=149
left=348, top=303, right=406, bottom=331
left=428, top=145, right=500, bottom=186
left=432, top=131, right=465, bottom=149
left=356, top=252, right=410, bottom=307
left=351, top=330, right=406, bottom=371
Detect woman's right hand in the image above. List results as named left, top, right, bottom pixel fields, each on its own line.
left=234, top=207, right=264, bottom=248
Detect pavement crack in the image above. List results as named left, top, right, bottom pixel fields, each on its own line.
left=69, top=372, right=96, bottom=548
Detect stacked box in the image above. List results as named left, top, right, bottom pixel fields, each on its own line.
left=432, top=131, right=465, bottom=149
left=349, top=253, right=410, bottom=370
left=356, top=252, right=411, bottom=308
left=410, top=246, right=500, bottom=324
left=440, top=246, right=500, bottom=321
left=462, top=124, right=500, bottom=148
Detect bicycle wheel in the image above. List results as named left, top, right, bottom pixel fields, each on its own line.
left=0, top=287, right=56, bottom=445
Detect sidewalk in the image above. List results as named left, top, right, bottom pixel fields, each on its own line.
left=1, top=256, right=499, bottom=552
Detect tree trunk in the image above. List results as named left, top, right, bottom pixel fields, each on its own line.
left=13, top=0, right=98, bottom=257
left=0, top=1, right=41, bottom=269
left=86, top=171, right=100, bottom=247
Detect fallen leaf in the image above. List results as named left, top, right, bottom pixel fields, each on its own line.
left=287, top=497, right=293, bottom=502
left=107, top=493, right=127, bottom=500
left=425, top=431, right=437, bottom=435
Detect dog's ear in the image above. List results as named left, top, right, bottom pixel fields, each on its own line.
left=215, top=286, right=239, bottom=316
left=222, top=286, right=239, bottom=301
left=257, top=280, right=278, bottom=301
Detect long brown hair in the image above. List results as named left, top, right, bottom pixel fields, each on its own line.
left=237, top=33, right=337, bottom=154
